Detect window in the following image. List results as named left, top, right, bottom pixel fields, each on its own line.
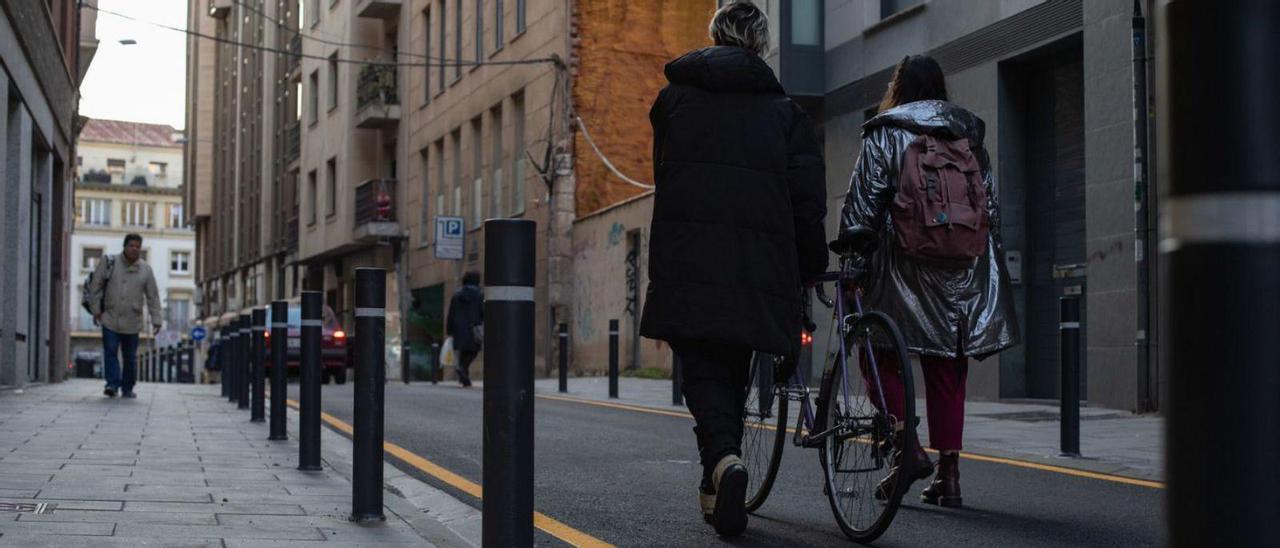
left=309, top=0, right=319, bottom=26
left=327, top=52, right=339, bottom=111
left=494, top=0, right=504, bottom=50
left=82, top=247, right=103, bottom=270
left=454, top=0, right=463, bottom=81
left=78, top=198, right=111, bottom=226
left=167, top=297, right=191, bottom=332
left=148, top=162, right=168, bottom=179
left=880, top=0, right=915, bottom=20
left=438, top=0, right=447, bottom=93
left=107, top=158, right=126, bottom=184
left=168, top=204, right=185, bottom=228
left=295, top=80, right=304, bottom=121
left=511, top=91, right=525, bottom=215
left=326, top=158, right=337, bottom=217
left=435, top=139, right=446, bottom=222
left=471, top=117, right=483, bottom=228
left=123, top=201, right=155, bottom=228
left=451, top=129, right=462, bottom=215
left=309, top=71, right=319, bottom=123
left=171, top=251, right=191, bottom=274
left=298, top=0, right=306, bottom=30
left=307, top=170, right=318, bottom=224
left=423, top=6, right=432, bottom=104
left=516, top=0, right=525, bottom=34
left=791, top=0, right=820, bottom=46
left=475, top=0, right=484, bottom=62
left=419, top=149, right=431, bottom=246
left=490, top=104, right=504, bottom=217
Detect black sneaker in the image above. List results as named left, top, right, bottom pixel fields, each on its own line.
left=104, top=387, right=117, bottom=398
left=122, top=391, right=137, bottom=399
left=710, top=455, right=748, bottom=537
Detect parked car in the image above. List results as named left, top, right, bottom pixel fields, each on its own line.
left=264, top=302, right=350, bottom=384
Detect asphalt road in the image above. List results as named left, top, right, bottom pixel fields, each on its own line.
left=292, top=381, right=1163, bottom=547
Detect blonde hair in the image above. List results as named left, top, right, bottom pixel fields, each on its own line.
left=709, top=1, right=770, bottom=57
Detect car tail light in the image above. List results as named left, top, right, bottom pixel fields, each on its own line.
left=801, top=330, right=813, bottom=346
left=333, top=330, right=346, bottom=339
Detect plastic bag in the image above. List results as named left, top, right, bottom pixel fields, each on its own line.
left=440, top=337, right=457, bottom=367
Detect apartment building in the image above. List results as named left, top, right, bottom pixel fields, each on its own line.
left=0, top=0, right=97, bottom=387
left=69, top=119, right=196, bottom=360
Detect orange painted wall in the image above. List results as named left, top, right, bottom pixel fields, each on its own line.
left=572, top=0, right=717, bottom=216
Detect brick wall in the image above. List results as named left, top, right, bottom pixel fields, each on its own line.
left=571, top=0, right=715, bottom=216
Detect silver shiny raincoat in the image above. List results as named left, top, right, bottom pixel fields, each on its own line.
left=840, top=100, right=1020, bottom=359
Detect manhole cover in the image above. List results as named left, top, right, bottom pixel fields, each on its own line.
left=0, top=502, right=55, bottom=514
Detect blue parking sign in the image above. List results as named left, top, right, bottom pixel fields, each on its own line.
left=436, top=216, right=465, bottom=260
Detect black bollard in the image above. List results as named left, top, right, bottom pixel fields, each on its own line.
left=558, top=323, right=568, bottom=393
left=239, top=314, right=251, bottom=409
left=221, top=331, right=230, bottom=396
left=482, top=219, right=536, bottom=547
left=162, top=346, right=170, bottom=383
left=608, top=319, right=619, bottom=399
left=269, top=300, right=289, bottom=440
left=1059, top=295, right=1081, bottom=457
left=430, top=341, right=440, bottom=384
left=228, top=325, right=239, bottom=403
left=167, top=345, right=175, bottom=383
left=188, top=340, right=197, bottom=383
left=672, top=351, right=683, bottom=406
left=351, top=268, right=387, bottom=522
left=251, top=308, right=267, bottom=423
left=298, top=291, right=323, bottom=471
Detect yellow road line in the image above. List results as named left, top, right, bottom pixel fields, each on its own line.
left=534, top=393, right=1166, bottom=490
left=285, top=399, right=613, bottom=547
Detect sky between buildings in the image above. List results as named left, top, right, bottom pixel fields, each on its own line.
left=80, top=0, right=188, bottom=130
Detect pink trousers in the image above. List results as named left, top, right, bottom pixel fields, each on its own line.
left=860, top=350, right=969, bottom=451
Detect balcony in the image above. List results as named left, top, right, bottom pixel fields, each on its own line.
left=353, top=178, right=400, bottom=241
left=355, top=63, right=400, bottom=129
left=208, top=0, right=231, bottom=19
left=286, top=33, right=302, bottom=76
left=284, top=121, right=300, bottom=165
left=356, top=0, right=401, bottom=19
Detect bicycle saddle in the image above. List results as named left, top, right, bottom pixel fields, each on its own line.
left=828, top=226, right=879, bottom=255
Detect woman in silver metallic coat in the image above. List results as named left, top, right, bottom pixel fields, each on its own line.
left=839, top=55, right=1020, bottom=508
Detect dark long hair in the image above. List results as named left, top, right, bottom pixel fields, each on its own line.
left=879, top=55, right=948, bottom=112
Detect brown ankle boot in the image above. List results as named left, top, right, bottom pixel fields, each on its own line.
left=874, top=432, right=934, bottom=501
left=921, top=452, right=962, bottom=507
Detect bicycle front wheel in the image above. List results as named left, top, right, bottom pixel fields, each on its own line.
left=742, top=352, right=789, bottom=512
left=818, top=311, right=915, bottom=543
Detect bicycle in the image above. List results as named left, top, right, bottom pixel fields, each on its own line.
left=738, top=229, right=917, bottom=543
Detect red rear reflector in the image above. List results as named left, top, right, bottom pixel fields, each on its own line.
left=801, top=331, right=813, bottom=346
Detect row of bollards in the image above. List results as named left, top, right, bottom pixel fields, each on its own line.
left=138, top=340, right=197, bottom=384
left=214, top=271, right=390, bottom=524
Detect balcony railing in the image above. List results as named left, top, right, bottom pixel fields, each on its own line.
left=355, top=63, right=400, bottom=129
left=286, top=33, right=302, bottom=75
left=354, top=178, right=400, bottom=240
left=356, top=0, right=402, bottom=19
left=284, top=121, right=300, bottom=164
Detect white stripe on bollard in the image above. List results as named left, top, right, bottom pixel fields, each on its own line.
left=487, top=285, right=535, bottom=302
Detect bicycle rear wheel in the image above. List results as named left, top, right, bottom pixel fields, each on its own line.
left=817, top=311, right=915, bottom=543
left=742, top=352, right=789, bottom=512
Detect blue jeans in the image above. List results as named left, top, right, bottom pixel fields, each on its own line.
left=102, top=327, right=140, bottom=392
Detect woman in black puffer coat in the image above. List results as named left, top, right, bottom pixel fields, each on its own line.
left=639, top=1, right=827, bottom=537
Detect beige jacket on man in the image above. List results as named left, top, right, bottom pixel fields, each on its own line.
left=88, top=255, right=162, bottom=335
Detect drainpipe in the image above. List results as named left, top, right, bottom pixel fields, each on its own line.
left=1132, top=0, right=1154, bottom=412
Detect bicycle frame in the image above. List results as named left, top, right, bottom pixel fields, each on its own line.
left=784, top=262, right=894, bottom=450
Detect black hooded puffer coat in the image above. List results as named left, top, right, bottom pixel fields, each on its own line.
left=640, top=46, right=828, bottom=356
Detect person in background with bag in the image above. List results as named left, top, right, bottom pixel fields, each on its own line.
left=838, top=54, right=1019, bottom=508
left=87, top=233, right=163, bottom=398
left=445, top=271, right=484, bottom=388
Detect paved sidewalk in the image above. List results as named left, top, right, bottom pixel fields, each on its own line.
left=0, top=379, right=462, bottom=547
left=531, top=376, right=1164, bottom=482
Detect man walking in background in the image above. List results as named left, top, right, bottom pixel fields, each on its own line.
left=88, top=233, right=163, bottom=398
left=446, top=271, right=484, bottom=387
